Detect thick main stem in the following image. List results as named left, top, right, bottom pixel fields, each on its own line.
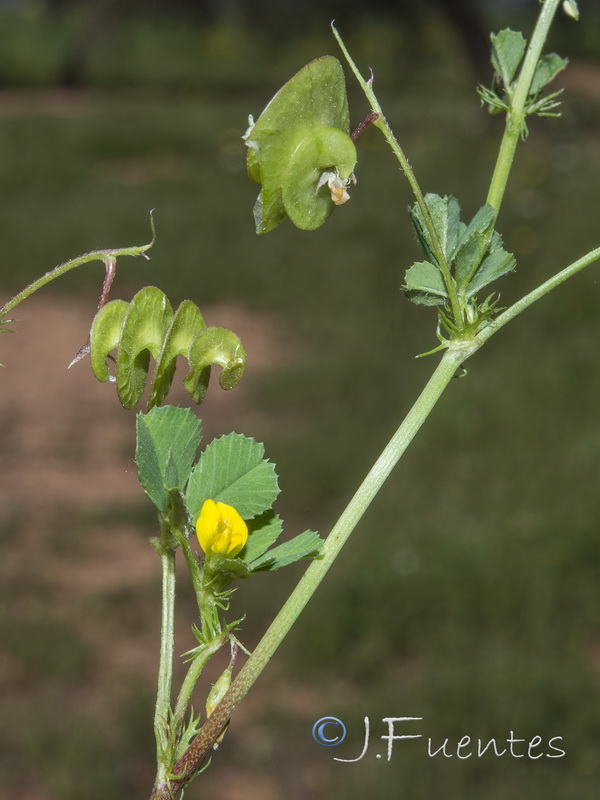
left=486, top=0, right=562, bottom=214
left=156, top=344, right=475, bottom=797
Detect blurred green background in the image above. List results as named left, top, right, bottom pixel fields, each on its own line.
left=1, top=1, right=600, bottom=798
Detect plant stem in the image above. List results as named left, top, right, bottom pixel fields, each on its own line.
left=153, top=544, right=176, bottom=784
left=486, top=0, right=562, bottom=215
left=161, top=343, right=476, bottom=795
left=332, top=25, right=463, bottom=326
left=478, top=245, right=600, bottom=344
left=170, top=635, right=226, bottom=745
left=0, top=221, right=154, bottom=318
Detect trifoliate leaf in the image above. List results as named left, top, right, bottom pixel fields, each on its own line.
left=185, top=433, right=279, bottom=521
left=403, top=261, right=448, bottom=306
left=529, top=53, right=568, bottom=96
left=248, top=529, right=323, bottom=572
left=466, top=248, right=516, bottom=297
left=491, top=29, right=527, bottom=88
left=136, top=406, right=202, bottom=511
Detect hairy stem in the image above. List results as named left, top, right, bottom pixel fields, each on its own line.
left=478, top=245, right=600, bottom=344
left=169, top=635, right=226, bottom=750
left=0, top=219, right=154, bottom=318
left=332, top=24, right=463, bottom=326
left=153, top=544, right=176, bottom=785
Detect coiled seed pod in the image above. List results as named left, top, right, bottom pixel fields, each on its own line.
left=89, top=286, right=246, bottom=410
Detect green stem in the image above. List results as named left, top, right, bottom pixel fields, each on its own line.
left=478, top=245, right=600, bottom=344
left=486, top=0, right=562, bottom=215
left=173, top=530, right=204, bottom=616
left=172, top=529, right=223, bottom=642
left=0, top=222, right=154, bottom=318
left=153, top=545, right=176, bottom=783
left=170, top=635, right=226, bottom=746
left=332, top=25, right=463, bottom=326
left=162, top=343, right=476, bottom=794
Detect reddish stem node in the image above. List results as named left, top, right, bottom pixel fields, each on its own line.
left=350, top=112, right=380, bottom=142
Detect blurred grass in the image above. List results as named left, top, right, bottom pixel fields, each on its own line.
left=2, top=4, right=600, bottom=800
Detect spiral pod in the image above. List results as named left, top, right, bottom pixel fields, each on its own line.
left=245, top=56, right=357, bottom=233
left=89, top=286, right=246, bottom=410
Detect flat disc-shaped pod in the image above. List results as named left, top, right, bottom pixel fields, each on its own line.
left=282, top=127, right=357, bottom=230
left=245, top=55, right=353, bottom=233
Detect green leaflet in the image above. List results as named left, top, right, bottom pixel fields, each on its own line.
left=466, top=248, right=516, bottom=298
left=453, top=204, right=495, bottom=289
left=240, top=512, right=323, bottom=574
left=185, top=433, right=280, bottom=521
left=133, top=405, right=323, bottom=580
left=89, top=286, right=246, bottom=410
left=410, top=194, right=462, bottom=265
left=242, top=512, right=284, bottom=565
left=529, top=53, right=569, bottom=96
left=247, top=527, right=323, bottom=572
left=403, top=261, right=449, bottom=306
left=491, top=29, right=527, bottom=89
left=244, top=56, right=357, bottom=233
left=136, top=406, right=202, bottom=512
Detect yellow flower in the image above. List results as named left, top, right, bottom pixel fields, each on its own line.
left=196, top=499, right=248, bottom=558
